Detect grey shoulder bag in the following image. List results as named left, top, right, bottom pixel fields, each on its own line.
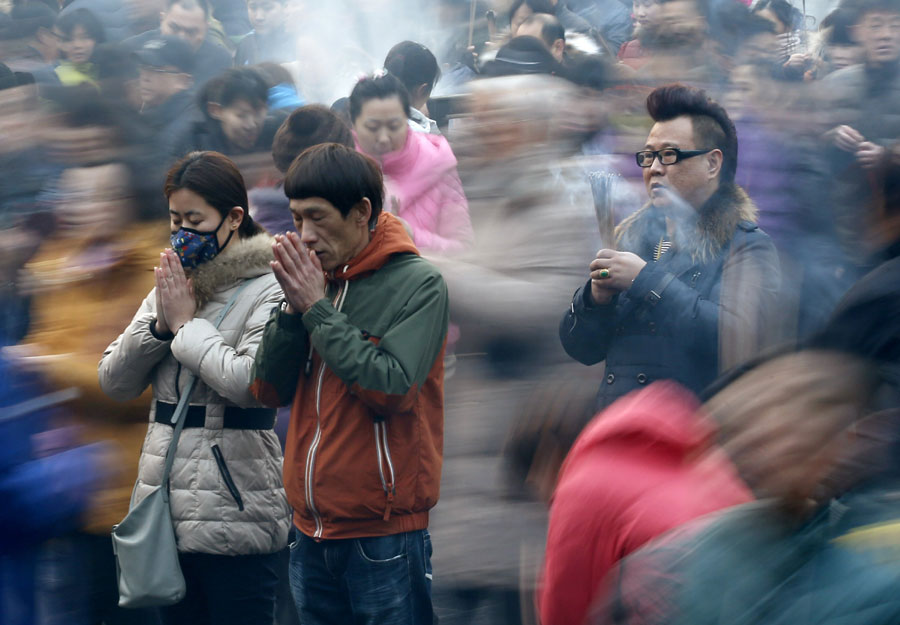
left=111, top=280, right=252, bottom=608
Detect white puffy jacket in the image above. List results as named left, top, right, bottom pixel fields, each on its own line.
left=99, top=232, right=291, bottom=555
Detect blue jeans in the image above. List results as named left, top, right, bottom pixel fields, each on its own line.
left=288, top=528, right=434, bottom=625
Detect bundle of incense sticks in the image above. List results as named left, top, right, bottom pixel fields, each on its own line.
left=589, top=171, right=621, bottom=249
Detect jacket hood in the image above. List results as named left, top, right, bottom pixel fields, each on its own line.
left=189, top=230, right=274, bottom=305
left=565, top=382, right=714, bottom=464
left=354, top=130, right=458, bottom=203
left=332, top=212, right=418, bottom=281
left=616, top=182, right=758, bottom=264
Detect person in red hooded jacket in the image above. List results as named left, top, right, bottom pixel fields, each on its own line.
left=539, top=381, right=752, bottom=625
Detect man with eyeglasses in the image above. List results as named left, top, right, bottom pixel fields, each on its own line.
left=559, top=83, right=780, bottom=410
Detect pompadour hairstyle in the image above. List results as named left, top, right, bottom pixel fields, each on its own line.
left=646, top=83, right=738, bottom=184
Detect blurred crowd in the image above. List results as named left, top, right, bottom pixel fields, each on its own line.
left=1, top=0, right=900, bottom=624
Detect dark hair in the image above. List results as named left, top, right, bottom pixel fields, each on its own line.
left=508, top=0, right=555, bottom=24
left=821, top=7, right=858, bottom=45
left=253, top=61, right=295, bottom=89
left=166, top=0, right=210, bottom=16
left=646, top=84, right=738, bottom=185
left=272, top=105, right=353, bottom=173
left=164, top=151, right=262, bottom=237
left=482, top=35, right=563, bottom=77
left=283, top=143, right=383, bottom=229
left=752, top=0, right=801, bottom=30
left=198, top=67, right=268, bottom=117
left=520, top=12, right=565, bottom=48
left=384, top=41, right=441, bottom=97
left=55, top=8, right=106, bottom=51
left=846, top=0, right=900, bottom=22
left=348, top=73, right=411, bottom=122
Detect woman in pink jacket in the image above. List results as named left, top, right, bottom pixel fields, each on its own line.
left=349, top=73, right=473, bottom=254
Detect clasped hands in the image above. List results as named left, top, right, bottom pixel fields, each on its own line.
left=271, top=232, right=325, bottom=315
left=832, top=125, right=886, bottom=171
left=155, top=249, right=197, bottom=335
left=589, top=249, right=647, bottom=306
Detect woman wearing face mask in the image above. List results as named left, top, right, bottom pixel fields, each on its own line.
left=349, top=72, right=473, bottom=254
left=98, top=151, right=291, bottom=625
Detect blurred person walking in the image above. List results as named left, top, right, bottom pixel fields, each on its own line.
left=537, top=381, right=752, bottom=625
left=123, top=0, right=231, bottom=87
left=426, top=74, right=600, bottom=625
left=99, top=151, right=291, bottom=625
left=350, top=72, right=473, bottom=254
left=176, top=67, right=286, bottom=157
left=10, top=88, right=166, bottom=625
left=249, top=143, right=448, bottom=625
left=560, top=84, right=780, bottom=410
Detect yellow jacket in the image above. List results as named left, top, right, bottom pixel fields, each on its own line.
left=22, top=222, right=168, bottom=533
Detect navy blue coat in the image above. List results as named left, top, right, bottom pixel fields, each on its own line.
left=560, top=184, right=781, bottom=408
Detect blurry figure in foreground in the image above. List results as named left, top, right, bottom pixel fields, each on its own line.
left=427, top=74, right=599, bottom=625
left=350, top=72, right=473, bottom=254
left=590, top=348, right=897, bottom=625
left=537, top=381, right=751, bottom=625
left=234, top=0, right=295, bottom=66
left=560, top=83, right=780, bottom=410
left=18, top=90, right=164, bottom=625
left=0, top=353, right=112, bottom=625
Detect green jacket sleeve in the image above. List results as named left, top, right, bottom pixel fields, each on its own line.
left=302, top=270, right=448, bottom=416
left=249, top=306, right=310, bottom=408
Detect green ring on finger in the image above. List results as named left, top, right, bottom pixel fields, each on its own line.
left=599, top=268, right=610, bottom=279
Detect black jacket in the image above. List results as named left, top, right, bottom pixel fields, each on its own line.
left=174, top=109, right=287, bottom=157
left=560, top=184, right=781, bottom=408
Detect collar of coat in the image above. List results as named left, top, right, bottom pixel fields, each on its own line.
left=187, top=230, right=274, bottom=307
left=615, top=182, right=758, bottom=265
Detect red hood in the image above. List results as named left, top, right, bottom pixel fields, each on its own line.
left=331, top=212, right=419, bottom=281
left=562, top=382, right=714, bottom=471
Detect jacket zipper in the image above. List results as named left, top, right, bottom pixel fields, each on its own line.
left=374, top=421, right=397, bottom=521
left=304, top=275, right=350, bottom=539
left=211, top=444, right=244, bottom=511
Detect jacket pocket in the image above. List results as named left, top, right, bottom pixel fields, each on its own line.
left=211, top=444, right=245, bottom=511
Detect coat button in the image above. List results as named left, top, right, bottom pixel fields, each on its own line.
left=637, top=373, right=648, bottom=384
left=606, top=373, right=615, bottom=384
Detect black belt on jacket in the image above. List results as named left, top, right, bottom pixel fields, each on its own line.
left=154, top=402, right=276, bottom=430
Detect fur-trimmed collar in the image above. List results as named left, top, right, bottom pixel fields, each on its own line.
left=616, top=183, right=758, bottom=265
left=188, top=232, right=274, bottom=306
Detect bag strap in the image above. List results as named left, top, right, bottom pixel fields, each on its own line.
left=159, top=279, right=255, bottom=495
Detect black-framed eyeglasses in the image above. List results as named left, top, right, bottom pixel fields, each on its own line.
left=635, top=148, right=713, bottom=168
